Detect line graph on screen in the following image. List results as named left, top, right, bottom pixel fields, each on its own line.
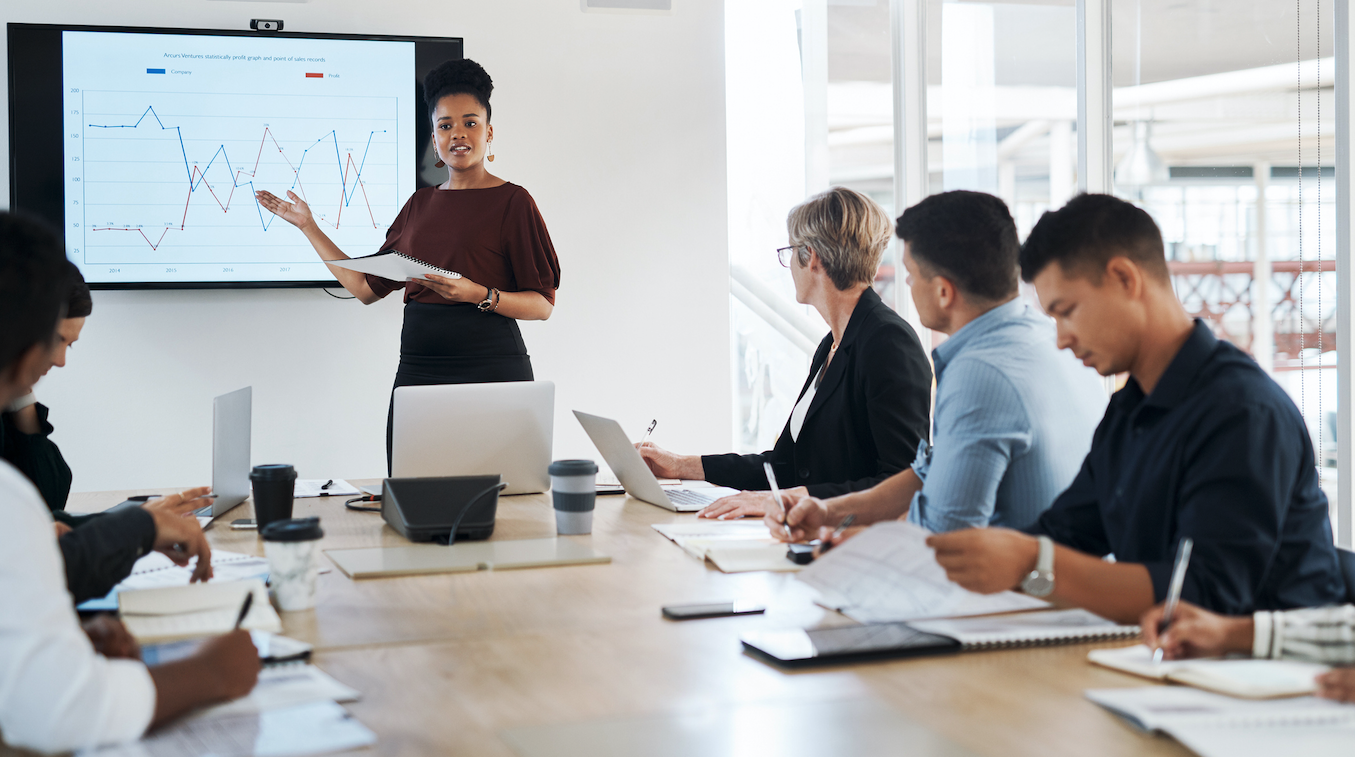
left=75, top=90, right=398, bottom=265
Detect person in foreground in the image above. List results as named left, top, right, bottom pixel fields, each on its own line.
left=1140, top=601, right=1355, bottom=703
left=771, top=191, right=1104, bottom=540
left=2, top=261, right=89, bottom=516
left=0, top=211, right=259, bottom=754
left=923, top=194, right=1345, bottom=624
left=638, top=187, right=932, bottom=518
left=0, top=262, right=218, bottom=604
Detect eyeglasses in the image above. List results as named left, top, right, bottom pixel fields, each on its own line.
left=776, top=245, right=802, bottom=268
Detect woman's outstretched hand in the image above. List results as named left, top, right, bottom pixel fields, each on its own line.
left=255, top=190, right=314, bottom=230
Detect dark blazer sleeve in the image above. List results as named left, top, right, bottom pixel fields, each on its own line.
left=1, top=404, right=74, bottom=512
left=700, top=340, right=830, bottom=491
left=58, top=508, right=157, bottom=604
left=802, top=317, right=931, bottom=498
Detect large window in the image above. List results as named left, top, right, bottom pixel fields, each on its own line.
left=1111, top=0, right=1338, bottom=523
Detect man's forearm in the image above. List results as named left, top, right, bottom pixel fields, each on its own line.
left=825, top=469, right=922, bottom=526
left=1048, top=545, right=1156, bottom=624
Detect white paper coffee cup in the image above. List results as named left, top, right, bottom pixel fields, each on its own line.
left=261, top=517, right=324, bottom=611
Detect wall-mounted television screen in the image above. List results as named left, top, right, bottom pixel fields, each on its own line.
left=8, top=23, right=461, bottom=288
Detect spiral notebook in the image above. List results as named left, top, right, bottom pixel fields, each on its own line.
left=325, top=249, right=462, bottom=282
left=907, top=608, right=1140, bottom=649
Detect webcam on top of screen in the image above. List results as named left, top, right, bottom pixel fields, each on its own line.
left=249, top=19, right=284, bottom=32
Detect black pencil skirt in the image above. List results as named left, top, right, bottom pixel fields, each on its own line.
left=386, top=301, right=534, bottom=472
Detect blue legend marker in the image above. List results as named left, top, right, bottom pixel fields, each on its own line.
left=146, top=68, right=165, bottom=74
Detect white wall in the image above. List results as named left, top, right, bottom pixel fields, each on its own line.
left=1, top=0, right=731, bottom=492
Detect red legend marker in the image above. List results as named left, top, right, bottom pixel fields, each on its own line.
left=305, top=72, right=324, bottom=78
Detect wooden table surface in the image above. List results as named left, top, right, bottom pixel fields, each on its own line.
left=55, top=485, right=1190, bottom=757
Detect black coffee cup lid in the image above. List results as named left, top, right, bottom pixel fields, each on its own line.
left=250, top=464, right=297, bottom=481
left=261, top=517, right=323, bottom=542
left=549, top=459, right=598, bottom=476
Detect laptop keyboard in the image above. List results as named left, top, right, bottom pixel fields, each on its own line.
left=665, top=489, right=719, bottom=506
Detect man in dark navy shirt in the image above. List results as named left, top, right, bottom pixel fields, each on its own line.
left=926, top=194, right=1345, bottom=623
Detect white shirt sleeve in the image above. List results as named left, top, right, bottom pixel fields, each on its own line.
left=0, top=462, right=156, bottom=753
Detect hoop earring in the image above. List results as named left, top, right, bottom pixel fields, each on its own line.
left=487, top=141, right=495, bottom=163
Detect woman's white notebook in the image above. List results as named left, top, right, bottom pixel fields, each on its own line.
left=325, top=249, right=461, bottom=282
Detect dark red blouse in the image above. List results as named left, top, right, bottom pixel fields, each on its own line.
left=366, top=182, right=561, bottom=305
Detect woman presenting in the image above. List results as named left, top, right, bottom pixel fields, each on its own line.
left=257, top=59, right=560, bottom=468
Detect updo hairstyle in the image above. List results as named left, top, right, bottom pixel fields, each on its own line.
left=423, top=59, right=495, bottom=122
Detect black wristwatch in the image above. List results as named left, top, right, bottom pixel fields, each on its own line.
left=478, top=286, right=496, bottom=312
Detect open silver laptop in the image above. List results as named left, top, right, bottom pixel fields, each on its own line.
left=205, top=386, right=251, bottom=519
left=392, top=381, right=554, bottom=495
left=572, top=410, right=737, bottom=512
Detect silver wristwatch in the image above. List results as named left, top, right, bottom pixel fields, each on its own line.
left=1020, top=536, right=1055, bottom=597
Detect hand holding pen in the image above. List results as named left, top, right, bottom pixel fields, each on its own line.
left=1151, top=537, right=1194, bottom=664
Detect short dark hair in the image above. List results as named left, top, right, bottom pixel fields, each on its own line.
left=0, top=212, right=69, bottom=373
left=64, top=261, right=93, bottom=319
left=423, top=59, right=494, bottom=122
left=1020, top=193, right=1168, bottom=283
left=895, top=190, right=1019, bottom=302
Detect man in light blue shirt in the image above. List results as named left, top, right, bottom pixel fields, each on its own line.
left=774, top=190, right=1105, bottom=538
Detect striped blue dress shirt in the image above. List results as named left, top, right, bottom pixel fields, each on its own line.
left=907, top=297, right=1106, bottom=533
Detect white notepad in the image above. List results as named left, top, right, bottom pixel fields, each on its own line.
left=909, top=608, right=1139, bottom=649
left=1089, top=644, right=1329, bottom=699
left=325, top=249, right=461, bottom=282
left=1085, top=686, right=1355, bottom=733
left=651, top=522, right=802, bottom=573
left=119, top=579, right=282, bottom=642
left=796, top=521, right=1049, bottom=622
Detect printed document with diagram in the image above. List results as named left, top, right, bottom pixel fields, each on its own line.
left=795, top=521, right=1049, bottom=622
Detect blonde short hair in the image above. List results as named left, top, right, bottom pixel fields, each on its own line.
left=786, top=187, right=893, bottom=291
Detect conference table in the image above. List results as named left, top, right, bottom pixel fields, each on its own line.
left=56, top=484, right=1190, bottom=757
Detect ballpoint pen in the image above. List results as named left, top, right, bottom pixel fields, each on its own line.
left=763, top=462, right=790, bottom=540
left=1153, top=537, right=1194, bottom=664
left=819, top=513, right=857, bottom=554
left=321, top=479, right=334, bottom=490
left=233, top=591, right=254, bottom=630
left=638, top=419, right=657, bottom=447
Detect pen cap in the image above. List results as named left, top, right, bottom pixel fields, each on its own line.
left=261, top=517, right=324, bottom=542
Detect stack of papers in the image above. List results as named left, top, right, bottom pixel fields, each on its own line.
left=78, top=550, right=272, bottom=612
left=795, top=521, right=1049, bottom=622
left=118, top=579, right=282, bottom=643
left=652, top=521, right=803, bottom=573
left=1089, top=645, right=1330, bottom=699
left=1086, top=686, right=1355, bottom=757
left=84, top=700, right=376, bottom=757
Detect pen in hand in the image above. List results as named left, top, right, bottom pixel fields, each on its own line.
left=819, top=514, right=857, bottom=554
left=233, top=591, right=254, bottom=631
left=763, top=462, right=792, bottom=541
left=638, top=419, right=657, bottom=447
left=1152, top=537, right=1194, bottom=664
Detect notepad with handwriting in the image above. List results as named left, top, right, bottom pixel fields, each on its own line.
left=119, top=579, right=282, bottom=642
left=796, top=521, right=1049, bottom=622
left=1088, top=644, right=1329, bottom=699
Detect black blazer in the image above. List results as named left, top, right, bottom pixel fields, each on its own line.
left=702, top=288, right=932, bottom=497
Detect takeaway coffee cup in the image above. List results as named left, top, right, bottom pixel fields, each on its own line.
left=261, top=517, right=324, bottom=611
left=250, top=464, right=297, bottom=530
left=549, top=459, right=598, bottom=535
